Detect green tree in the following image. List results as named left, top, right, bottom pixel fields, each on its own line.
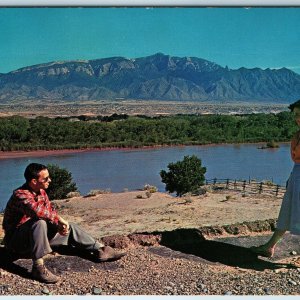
left=160, top=155, right=206, bottom=197
left=46, top=164, right=78, bottom=200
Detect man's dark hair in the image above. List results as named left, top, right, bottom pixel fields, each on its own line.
left=288, top=99, right=300, bottom=111
left=24, top=163, right=47, bottom=182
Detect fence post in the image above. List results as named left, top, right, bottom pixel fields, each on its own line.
left=259, top=182, right=263, bottom=194
left=234, top=180, right=237, bottom=190
left=243, top=180, right=246, bottom=191
left=276, top=184, right=279, bottom=196
left=226, top=179, right=229, bottom=189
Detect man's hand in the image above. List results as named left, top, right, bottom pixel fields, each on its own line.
left=57, top=216, right=70, bottom=236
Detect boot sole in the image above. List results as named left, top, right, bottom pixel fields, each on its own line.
left=98, top=253, right=126, bottom=262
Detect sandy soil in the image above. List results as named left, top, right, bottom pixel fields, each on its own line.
left=0, top=187, right=281, bottom=242
left=52, top=188, right=282, bottom=239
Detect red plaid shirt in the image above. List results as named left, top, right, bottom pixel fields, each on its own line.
left=2, top=183, right=59, bottom=233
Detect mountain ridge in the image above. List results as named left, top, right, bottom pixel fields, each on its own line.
left=0, top=53, right=299, bottom=103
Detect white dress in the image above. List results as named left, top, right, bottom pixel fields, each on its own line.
left=277, top=163, right=300, bottom=234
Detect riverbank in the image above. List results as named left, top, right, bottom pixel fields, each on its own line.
left=0, top=145, right=167, bottom=160
left=0, top=141, right=290, bottom=160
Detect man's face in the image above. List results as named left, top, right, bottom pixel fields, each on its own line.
left=34, top=169, right=51, bottom=190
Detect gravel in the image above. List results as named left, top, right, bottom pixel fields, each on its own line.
left=1, top=245, right=300, bottom=295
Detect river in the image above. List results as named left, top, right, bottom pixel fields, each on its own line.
left=0, top=143, right=293, bottom=209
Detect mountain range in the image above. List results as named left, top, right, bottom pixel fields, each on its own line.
left=0, top=53, right=300, bottom=103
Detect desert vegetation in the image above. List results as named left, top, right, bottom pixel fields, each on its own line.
left=0, top=112, right=296, bottom=151
left=160, top=155, right=206, bottom=196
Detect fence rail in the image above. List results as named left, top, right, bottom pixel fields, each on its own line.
left=205, top=178, right=286, bottom=197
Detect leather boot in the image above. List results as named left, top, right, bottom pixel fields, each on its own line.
left=32, top=264, right=60, bottom=284
left=96, top=246, right=126, bottom=262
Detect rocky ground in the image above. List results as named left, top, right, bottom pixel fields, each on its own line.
left=1, top=187, right=300, bottom=295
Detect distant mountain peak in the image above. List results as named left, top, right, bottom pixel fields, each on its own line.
left=1, top=53, right=300, bottom=103
left=11, top=59, right=90, bottom=74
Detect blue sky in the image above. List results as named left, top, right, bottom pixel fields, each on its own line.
left=1, top=7, right=300, bottom=74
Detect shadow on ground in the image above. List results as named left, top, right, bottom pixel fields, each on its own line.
left=150, top=228, right=297, bottom=271
left=0, top=247, right=31, bottom=279
left=0, top=246, right=120, bottom=280
left=1, top=228, right=300, bottom=280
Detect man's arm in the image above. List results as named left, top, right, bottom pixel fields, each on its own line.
left=15, top=190, right=59, bottom=224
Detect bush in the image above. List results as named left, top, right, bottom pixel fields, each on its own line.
left=46, top=164, right=78, bottom=200
left=160, top=155, right=206, bottom=197
left=266, top=140, right=279, bottom=148
left=86, top=189, right=111, bottom=197
left=143, top=184, right=158, bottom=193
left=66, top=191, right=81, bottom=198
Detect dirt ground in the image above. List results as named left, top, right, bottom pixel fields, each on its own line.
left=0, top=187, right=282, bottom=241
left=52, top=187, right=282, bottom=239
left=4, top=188, right=300, bottom=296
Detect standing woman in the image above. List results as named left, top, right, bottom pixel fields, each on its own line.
left=251, top=99, right=300, bottom=257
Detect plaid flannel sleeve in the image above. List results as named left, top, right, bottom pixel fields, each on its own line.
left=14, top=189, right=59, bottom=224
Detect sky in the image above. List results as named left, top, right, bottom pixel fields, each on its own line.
left=1, top=7, right=300, bottom=74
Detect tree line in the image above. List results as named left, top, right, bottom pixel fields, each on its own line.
left=0, top=112, right=297, bottom=151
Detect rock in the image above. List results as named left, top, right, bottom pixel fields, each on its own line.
left=224, top=291, right=233, bottom=295
left=42, top=287, right=50, bottom=294
left=291, top=251, right=297, bottom=255
left=0, top=285, right=10, bottom=293
left=0, top=271, right=8, bottom=277
left=198, top=283, right=206, bottom=290
left=93, top=287, right=102, bottom=295
left=288, top=279, right=297, bottom=286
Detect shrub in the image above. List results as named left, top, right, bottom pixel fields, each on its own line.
left=143, top=184, right=158, bottom=193
left=266, top=140, right=279, bottom=148
left=46, top=164, right=78, bottom=200
left=86, top=189, right=111, bottom=197
left=263, top=180, right=274, bottom=186
left=160, top=155, right=206, bottom=197
left=66, top=191, right=81, bottom=198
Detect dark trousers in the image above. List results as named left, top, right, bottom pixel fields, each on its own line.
left=5, top=219, right=103, bottom=259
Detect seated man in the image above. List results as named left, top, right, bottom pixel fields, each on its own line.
left=2, top=163, right=125, bottom=284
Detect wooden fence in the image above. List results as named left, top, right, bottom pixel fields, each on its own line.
left=205, top=178, right=286, bottom=197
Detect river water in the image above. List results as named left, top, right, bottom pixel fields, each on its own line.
left=0, top=143, right=293, bottom=209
